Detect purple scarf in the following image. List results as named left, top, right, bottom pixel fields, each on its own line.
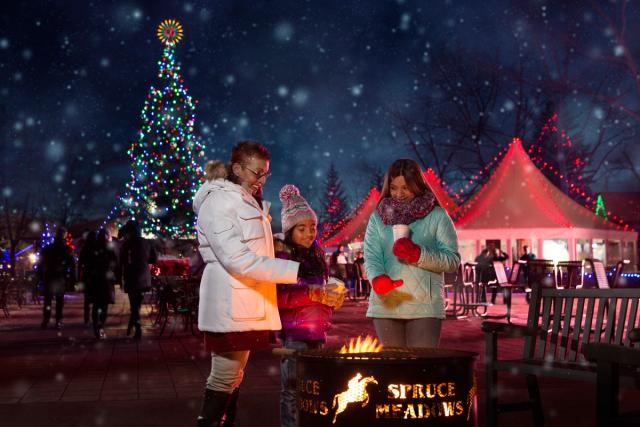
left=377, top=193, right=437, bottom=225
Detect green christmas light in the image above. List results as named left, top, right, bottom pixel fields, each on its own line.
left=595, top=194, right=607, bottom=220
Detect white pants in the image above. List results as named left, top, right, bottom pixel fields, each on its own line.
left=205, top=351, right=250, bottom=393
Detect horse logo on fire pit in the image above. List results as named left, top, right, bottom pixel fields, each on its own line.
left=332, top=373, right=378, bottom=423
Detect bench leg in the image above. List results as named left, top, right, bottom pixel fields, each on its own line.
left=485, top=332, right=498, bottom=427
left=504, top=288, right=513, bottom=324
left=596, top=359, right=618, bottom=427
left=526, top=374, right=544, bottom=427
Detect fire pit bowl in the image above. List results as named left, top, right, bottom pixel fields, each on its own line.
left=295, top=347, right=477, bottom=427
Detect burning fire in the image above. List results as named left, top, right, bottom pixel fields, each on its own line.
left=339, top=335, right=383, bottom=354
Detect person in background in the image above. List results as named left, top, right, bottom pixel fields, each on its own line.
left=364, top=159, right=460, bottom=348
left=273, top=232, right=287, bottom=258
left=330, top=245, right=348, bottom=280
left=117, top=220, right=157, bottom=340
left=520, top=245, right=535, bottom=262
left=519, top=244, right=536, bottom=284
left=39, top=226, right=76, bottom=329
left=474, top=248, right=492, bottom=302
left=354, top=251, right=370, bottom=298
left=276, top=184, right=345, bottom=427
left=193, top=142, right=302, bottom=427
left=78, top=230, right=97, bottom=326
left=488, top=243, right=508, bottom=304
left=86, top=229, right=118, bottom=339
left=189, top=240, right=206, bottom=278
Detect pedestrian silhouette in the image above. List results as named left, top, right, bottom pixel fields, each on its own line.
left=39, top=227, right=76, bottom=329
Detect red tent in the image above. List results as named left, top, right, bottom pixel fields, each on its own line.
left=454, top=139, right=637, bottom=266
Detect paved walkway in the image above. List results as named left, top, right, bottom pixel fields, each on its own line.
left=0, top=289, right=638, bottom=426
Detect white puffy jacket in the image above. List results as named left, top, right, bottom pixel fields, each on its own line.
left=193, top=179, right=299, bottom=332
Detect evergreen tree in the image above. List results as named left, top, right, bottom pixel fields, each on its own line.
left=120, top=20, right=204, bottom=238
left=318, top=162, right=349, bottom=239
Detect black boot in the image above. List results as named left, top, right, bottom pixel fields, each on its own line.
left=126, top=319, right=134, bottom=336
left=222, top=388, right=239, bottom=427
left=197, top=389, right=230, bottom=427
left=133, top=324, right=141, bottom=340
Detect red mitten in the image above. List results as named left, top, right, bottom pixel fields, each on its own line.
left=371, top=275, right=404, bottom=295
left=393, top=237, right=421, bottom=263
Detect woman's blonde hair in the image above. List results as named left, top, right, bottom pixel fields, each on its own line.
left=204, top=160, right=228, bottom=181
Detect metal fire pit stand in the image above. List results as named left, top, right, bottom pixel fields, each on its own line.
left=274, top=347, right=478, bottom=427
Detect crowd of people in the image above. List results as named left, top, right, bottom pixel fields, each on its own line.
left=36, top=139, right=465, bottom=427
left=38, top=219, right=157, bottom=340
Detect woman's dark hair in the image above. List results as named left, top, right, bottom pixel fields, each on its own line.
left=284, top=229, right=327, bottom=280
left=378, top=159, right=438, bottom=207
left=227, top=140, right=271, bottom=184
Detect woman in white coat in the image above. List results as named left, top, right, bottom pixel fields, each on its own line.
left=193, top=142, right=302, bottom=427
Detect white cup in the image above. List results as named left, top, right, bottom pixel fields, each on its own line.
left=392, top=224, right=411, bottom=242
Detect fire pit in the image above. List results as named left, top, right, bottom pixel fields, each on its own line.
left=295, top=343, right=477, bottom=426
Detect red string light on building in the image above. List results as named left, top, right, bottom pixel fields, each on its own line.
left=527, top=113, right=631, bottom=229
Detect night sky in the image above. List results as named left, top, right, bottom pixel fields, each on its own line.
left=2, top=0, right=639, bottom=227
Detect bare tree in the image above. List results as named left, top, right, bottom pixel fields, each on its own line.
left=392, top=50, right=548, bottom=199
left=0, top=195, right=38, bottom=277
left=392, top=1, right=640, bottom=201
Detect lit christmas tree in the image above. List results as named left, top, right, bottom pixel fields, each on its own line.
left=119, top=20, right=204, bottom=238
left=318, top=162, right=349, bottom=240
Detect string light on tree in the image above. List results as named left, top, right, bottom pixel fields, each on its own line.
left=318, top=162, right=349, bottom=240
left=527, top=113, right=630, bottom=229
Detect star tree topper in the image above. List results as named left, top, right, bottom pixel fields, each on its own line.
left=157, top=19, right=184, bottom=46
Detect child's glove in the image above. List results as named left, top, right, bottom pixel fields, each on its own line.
left=371, top=275, right=404, bottom=295
left=308, top=278, right=346, bottom=310
left=392, top=237, right=421, bottom=263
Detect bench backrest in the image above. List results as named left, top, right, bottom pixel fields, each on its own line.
left=611, top=260, right=628, bottom=288
left=526, top=259, right=556, bottom=288
left=509, top=262, right=521, bottom=284
left=463, top=262, right=477, bottom=284
left=523, top=283, right=640, bottom=363
left=585, top=259, right=610, bottom=289
left=556, top=260, right=584, bottom=289
left=492, top=261, right=509, bottom=285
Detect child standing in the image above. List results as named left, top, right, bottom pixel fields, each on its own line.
left=276, top=184, right=345, bottom=427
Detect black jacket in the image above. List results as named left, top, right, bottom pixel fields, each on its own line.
left=38, top=240, right=76, bottom=294
left=85, top=243, right=119, bottom=304
left=118, top=236, right=158, bottom=293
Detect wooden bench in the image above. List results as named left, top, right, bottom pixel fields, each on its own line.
left=482, top=281, right=640, bottom=426
left=585, top=258, right=630, bottom=289
left=582, top=328, right=640, bottom=427
left=492, top=261, right=530, bottom=324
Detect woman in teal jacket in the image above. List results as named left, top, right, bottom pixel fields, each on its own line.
left=364, top=159, right=460, bottom=348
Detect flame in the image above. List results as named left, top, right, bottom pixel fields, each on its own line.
left=339, top=335, right=383, bottom=354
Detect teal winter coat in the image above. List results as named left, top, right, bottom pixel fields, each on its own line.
left=364, top=206, right=460, bottom=319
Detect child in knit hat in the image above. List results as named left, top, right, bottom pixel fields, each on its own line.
left=276, top=184, right=345, bottom=427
